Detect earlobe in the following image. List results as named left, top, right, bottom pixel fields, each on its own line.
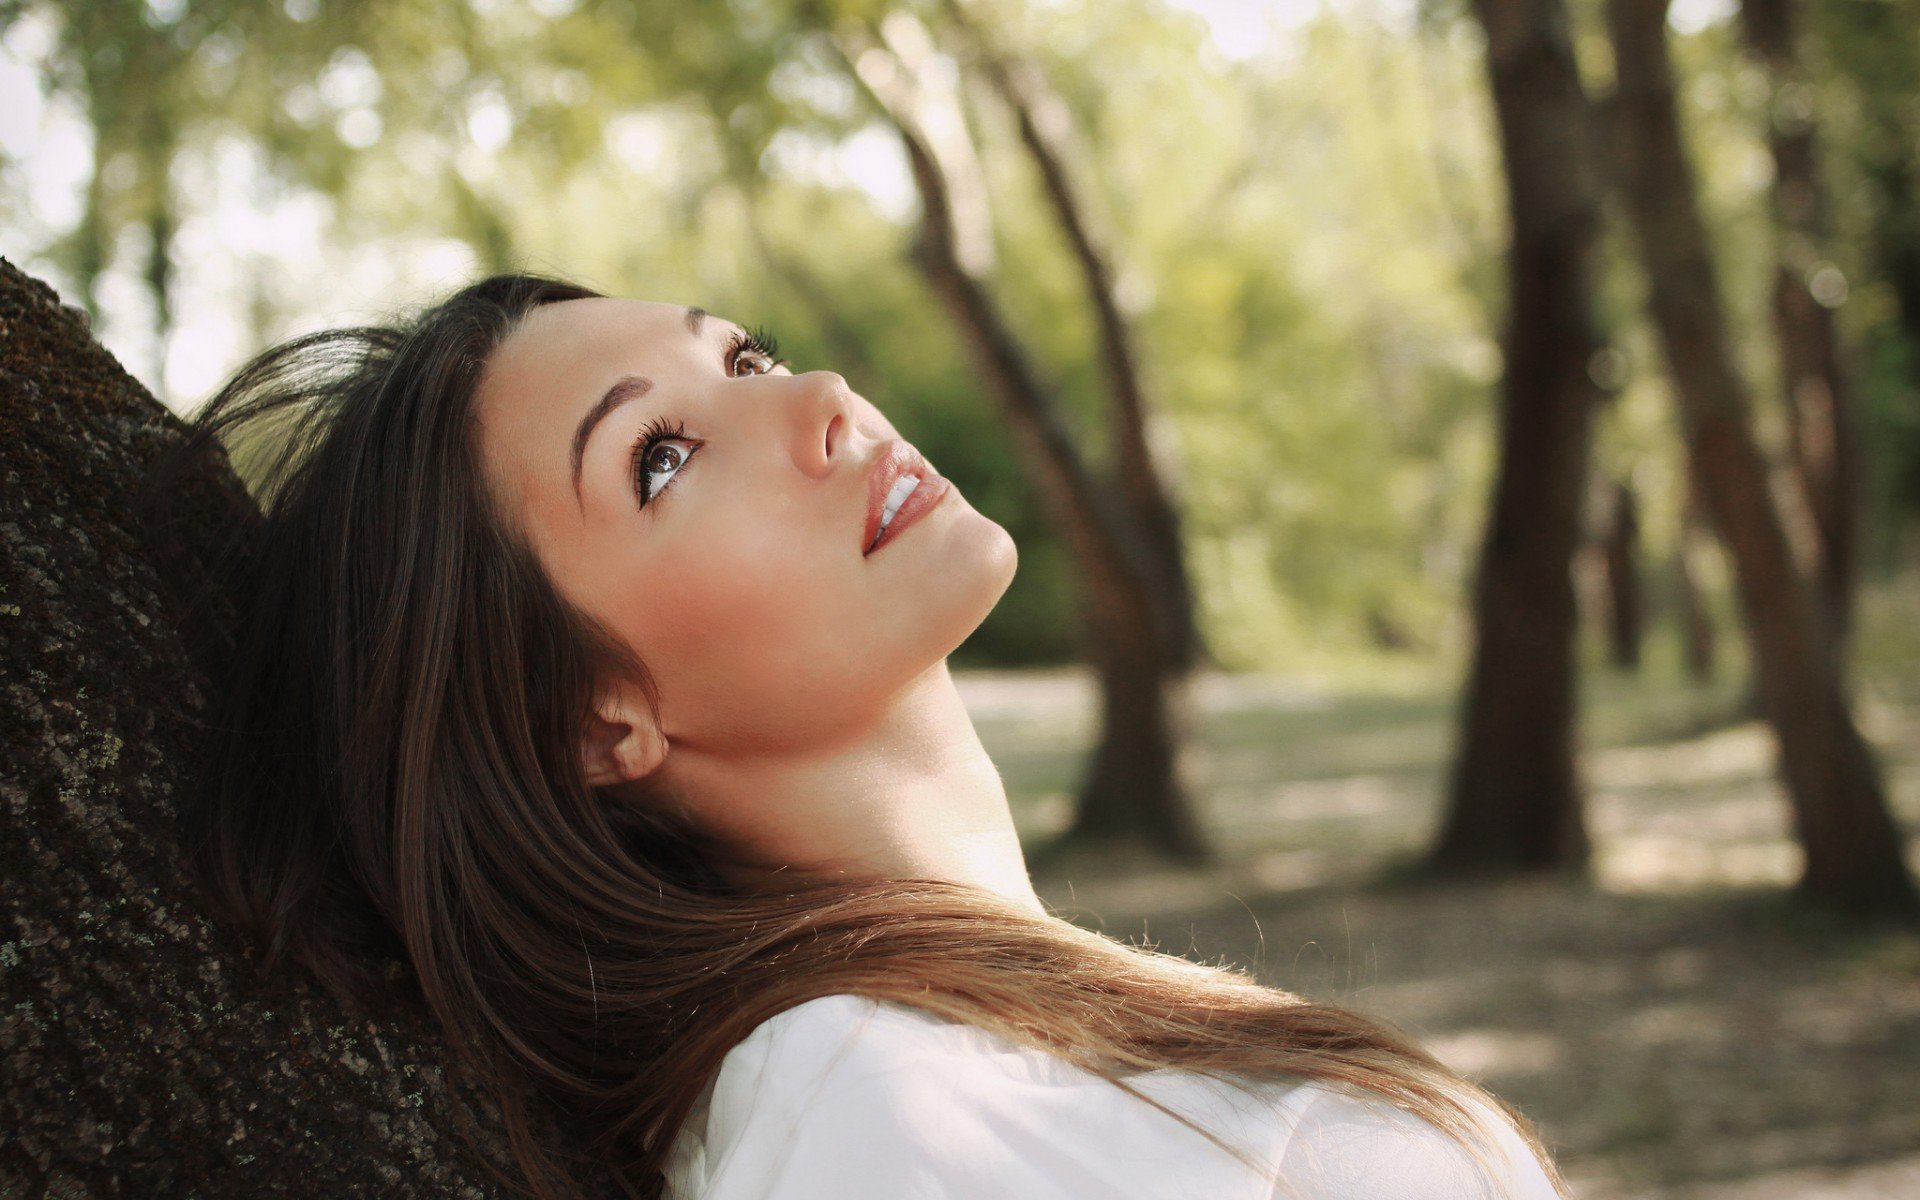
left=581, top=692, right=668, bottom=789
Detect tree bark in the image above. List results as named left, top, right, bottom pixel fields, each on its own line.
left=838, top=24, right=1211, bottom=862
left=943, top=0, right=1205, bottom=675
left=1430, top=0, right=1602, bottom=873
left=0, top=258, right=595, bottom=1194
left=1606, top=0, right=1918, bottom=915
left=1603, top=477, right=1645, bottom=671
left=1739, top=0, right=1862, bottom=660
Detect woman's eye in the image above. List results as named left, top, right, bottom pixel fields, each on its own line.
left=728, top=325, right=786, bottom=377
left=734, top=348, right=778, bottom=377
left=638, top=437, right=695, bottom=503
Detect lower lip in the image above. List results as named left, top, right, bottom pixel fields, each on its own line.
left=866, top=476, right=952, bottom=556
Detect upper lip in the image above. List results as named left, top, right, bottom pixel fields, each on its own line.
left=864, top=439, right=936, bottom=554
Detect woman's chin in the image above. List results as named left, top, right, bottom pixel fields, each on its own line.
left=944, top=504, right=1017, bottom=604
left=946, top=491, right=1016, bottom=579
left=941, top=521, right=1018, bottom=652
left=985, top=521, right=1018, bottom=595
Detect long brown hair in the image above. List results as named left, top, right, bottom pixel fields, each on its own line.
left=144, top=273, right=1569, bottom=1199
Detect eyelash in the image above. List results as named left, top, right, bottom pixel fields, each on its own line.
left=729, top=325, right=787, bottom=375
left=628, top=325, right=789, bottom=508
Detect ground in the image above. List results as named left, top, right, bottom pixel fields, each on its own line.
left=954, top=583, right=1920, bottom=1199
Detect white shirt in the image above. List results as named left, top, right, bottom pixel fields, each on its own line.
left=662, top=993, right=1560, bottom=1199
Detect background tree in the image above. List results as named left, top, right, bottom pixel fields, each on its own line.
left=941, top=0, right=1206, bottom=676
left=1814, top=0, right=1920, bottom=563
left=1601, top=476, right=1645, bottom=671
left=1429, top=0, right=1605, bottom=874
left=1605, top=0, right=1917, bottom=915
left=1739, top=0, right=1864, bottom=660
left=1675, top=487, right=1720, bottom=681
left=836, top=11, right=1211, bottom=861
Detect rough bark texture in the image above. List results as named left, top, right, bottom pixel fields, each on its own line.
left=839, top=24, right=1211, bottom=862
left=1740, top=0, right=1862, bottom=660
left=0, top=258, right=592, bottom=1196
left=1606, top=0, right=1919, bottom=915
left=1431, top=0, right=1601, bottom=872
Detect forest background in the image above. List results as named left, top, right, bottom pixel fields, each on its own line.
left=5, top=0, right=1920, bottom=1195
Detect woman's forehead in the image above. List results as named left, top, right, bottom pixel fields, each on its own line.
left=499, top=296, right=689, bottom=369
left=479, top=298, right=689, bottom=419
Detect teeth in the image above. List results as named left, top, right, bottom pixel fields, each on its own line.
left=878, top=473, right=920, bottom=533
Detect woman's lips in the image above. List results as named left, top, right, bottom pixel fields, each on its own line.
left=866, top=473, right=951, bottom=555
left=863, top=440, right=951, bottom=556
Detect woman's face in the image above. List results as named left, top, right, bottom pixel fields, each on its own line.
left=473, top=296, right=1017, bottom=766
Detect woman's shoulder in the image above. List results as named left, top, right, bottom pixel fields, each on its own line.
left=726, top=992, right=958, bottom=1068
left=666, top=993, right=1559, bottom=1200
left=670, top=993, right=1287, bottom=1198
left=692, top=993, right=1079, bottom=1136
left=1273, top=1081, right=1562, bottom=1199
left=694, top=993, right=976, bottom=1109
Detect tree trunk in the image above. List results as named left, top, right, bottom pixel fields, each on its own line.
left=1606, top=0, right=1918, bottom=915
left=1430, top=0, right=1602, bottom=873
left=1603, top=477, right=1645, bottom=671
left=1878, top=151, right=1920, bottom=401
left=0, top=259, right=590, bottom=1192
left=1676, top=487, right=1719, bottom=682
left=1821, top=0, right=1920, bottom=548
left=944, top=0, right=1205, bottom=675
left=837, top=27, right=1212, bottom=862
left=1875, top=154, right=1920, bottom=493
left=1739, top=0, right=1862, bottom=660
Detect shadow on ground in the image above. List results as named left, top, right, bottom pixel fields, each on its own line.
left=957, top=593, right=1920, bottom=1199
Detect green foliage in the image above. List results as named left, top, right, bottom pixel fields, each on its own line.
left=7, top=0, right=1918, bottom=671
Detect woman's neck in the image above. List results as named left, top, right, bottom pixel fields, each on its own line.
left=654, top=660, right=1046, bottom=918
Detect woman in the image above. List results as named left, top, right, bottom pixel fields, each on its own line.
left=147, top=274, right=1569, bottom=1199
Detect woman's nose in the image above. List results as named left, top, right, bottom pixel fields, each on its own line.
left=785, top=370, right=860, bottom=478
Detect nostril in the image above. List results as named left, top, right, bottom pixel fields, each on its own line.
left=825, top=413, right=842, bottom=459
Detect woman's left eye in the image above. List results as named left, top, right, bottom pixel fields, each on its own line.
left=728, top=325, right=788, bottom=377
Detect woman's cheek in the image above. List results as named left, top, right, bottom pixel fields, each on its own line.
left=636, top=517, right=817, bottom=657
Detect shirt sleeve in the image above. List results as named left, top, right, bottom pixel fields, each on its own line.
left=1269, top=1085, right=1561, bottom=1200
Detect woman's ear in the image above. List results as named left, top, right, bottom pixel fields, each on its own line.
left=582, top=682, right=668, bottom=789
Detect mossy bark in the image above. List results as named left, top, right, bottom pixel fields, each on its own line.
left=0, top=258, right=596, bottom=1196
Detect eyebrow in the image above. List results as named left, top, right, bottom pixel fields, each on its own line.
left=570, top=306, right=709, bottom=508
